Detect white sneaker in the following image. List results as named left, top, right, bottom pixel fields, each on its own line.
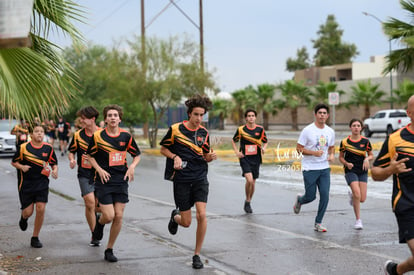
left=348, top=191, right=353, bottom=206
left=314, top=223, right=327, bottom=232
left=354, top=219, right=363, bottom=230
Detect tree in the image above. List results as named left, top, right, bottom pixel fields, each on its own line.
left=254, top=83, right=278, bottom=130
left=348, top=80, right=386, bottom=119
left=312, top=15, right=359, bottom=66
left=0, top=0, right=84, bottom=121
left=383, top=0, right=414, bottom=73
left=286, top=46, right=311, bottom=72
left=391, top=78, right=414, bottom=106
left=231, top=86, right=257, bottom=125
left=210, top=98, right=234, bottom=130
left=312, top=81, right=345, bottom=107
left=128, top=35, right=217, bottom=148
left=278, top=80, right=312, bottom=130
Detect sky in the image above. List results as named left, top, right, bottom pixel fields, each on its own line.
left=52, top=0, right=407, bottom=94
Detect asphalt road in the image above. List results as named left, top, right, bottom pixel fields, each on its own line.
left=0, top=149, right=411, bottom=274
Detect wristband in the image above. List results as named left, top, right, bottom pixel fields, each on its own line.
left=172, top=155, right=177, bottom=160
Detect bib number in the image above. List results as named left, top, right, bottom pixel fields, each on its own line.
left=81, top=154, right=92, bottom=169
left=245, top=144, right=258, bottom=155
left=109, top=151, right=126, bottom=166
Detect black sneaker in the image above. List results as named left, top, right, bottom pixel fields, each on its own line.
left=104, top=248, right=118, bottom=262
left=93, top=220, right=105, bottom=241
left=384, top=260, right=398, bottom=275
left=244, top=201, right=252, bottom=213
left=31, top=237, right=43, bottom=248
left=89, top=233, right=101, bottom=247
left=168, top=209, right=179, bottom=235
left=192, top=255, right=204, bottom=269
left=19, top=216, right=28, bottom=231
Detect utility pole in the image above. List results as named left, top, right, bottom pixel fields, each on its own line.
left=199, top=0, right=204, bottom=79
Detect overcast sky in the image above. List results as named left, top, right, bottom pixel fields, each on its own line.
left=52, top=0, right=406, bottom=93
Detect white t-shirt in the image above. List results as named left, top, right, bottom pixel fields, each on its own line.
left=297, top=122, right=335, bottom=171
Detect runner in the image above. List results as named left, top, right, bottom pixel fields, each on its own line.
left=231, top=109, right=268, bottom=213
left=293, top=103, right=335, bottom=232
left=68, top=106, right=101, bottom=246
left=339, top=118, right=373, bottom=230
left=11, top=119, right=29, bottom=149
left=87, top=104, right=141, bottom=262
left=160, top=94, right=217, bottom=269
left=11, top=124, right=58, bottom=248
left=57, top=117, right=71, bottom=156
left=372, top=95, right=414, bottom=275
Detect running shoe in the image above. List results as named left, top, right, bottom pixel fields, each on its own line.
left=384, top=260, right=398, bottom=275
left=19, top=216, right=28, bottom=231
left=244, top=201, right=253, bottom=213
left=293, top=194, right=302, bottom=214
left=192, top=255, right=204, bottom=269
left=314, top=223, right=327, bottom=232
left=348, top=191, right=353, bottom=206
left=354, top=219, right=363, bottom=230
left=104, top=248, right=118, bottom=262
left=168, top=209, right=179, bottom=235
left=89, top=234, right=101, bottom=247
left=31, top=236, right=43, bottom=248
left=93, top=220, right=105, bottom=241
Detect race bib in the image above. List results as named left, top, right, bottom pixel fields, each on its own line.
left=109, top=151, right=126, bottom=166
left=41, top=162, right=51, bottom=177
left=81, top=154, right=92, bottom=169
left=245, top=144, right=258, bottom=155
left=20, top=134, right=27, bottom=141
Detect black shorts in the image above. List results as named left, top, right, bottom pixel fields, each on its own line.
left=396, top=212, right=414, bottom=243
left=58, top=133, right=69, bottom=142
left=239, top=157, right=260, bottom=179
left=95, top=184, right=129, bottom=205
left=19, top=188, right=49, bottom=210
left=173, top=179, right=209, bottom=211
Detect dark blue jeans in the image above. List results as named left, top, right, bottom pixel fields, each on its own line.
left=299, top=168, right=331, bottom=224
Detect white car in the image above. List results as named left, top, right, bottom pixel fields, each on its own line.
left=0, top=120, right=17, bottom=155
left=363, top=109, right=410, bottom=137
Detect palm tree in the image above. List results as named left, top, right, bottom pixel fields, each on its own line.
left=231, top=86, right=257, bottom=125
left=0, top=0, right=84, bottom=120
left=278, top=80, right=312, bottom=130
left=210, top=98, right=234, bottom=130
left=348, top=80, right=386, bottom=119
left=312, top=81, right=345, bottom=107
left=383, top=0, right=414, bottom=73
left=391, top=78, right=414, bottom=107
left=254, top=83, right=277, bottom=130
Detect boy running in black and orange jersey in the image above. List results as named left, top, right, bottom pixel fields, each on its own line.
left=231, top=109, right=268, bottom=213
left=11, top=119, right=29, bottom=148
left=373, top=95, right=414, bottom=275
left=160, top=94, right=217, bottom=269
left=68, top=106, right=101, bottom=246
left=87, top=104, right=141, bottom=263
left=57, top=117, right=71, bottom=156
left=12, top=124, right=58, bottom=248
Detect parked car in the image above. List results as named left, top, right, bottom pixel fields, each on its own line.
left=363, top=109, right=410, bottom=137
left=0, top=119, right=18, bottom=155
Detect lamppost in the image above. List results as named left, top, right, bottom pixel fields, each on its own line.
left=363, top=11, right=394, bottom=109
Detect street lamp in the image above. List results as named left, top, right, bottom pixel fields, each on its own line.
left=362, top=11, right=394, bottom=109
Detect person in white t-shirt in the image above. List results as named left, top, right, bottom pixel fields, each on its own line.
left=293, top=103, right=335, bottom=232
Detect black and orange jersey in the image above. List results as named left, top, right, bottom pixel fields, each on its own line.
left=160, top=121, right=210, bottom=182
left=232, top=124, right=267, bottom=163
left=69, top=128, right=99, bottom=178
left=373, top=125, right=414, bottom=212
left=12, top=141, right=57, bottom=192
left=87, top=128, right=140, bottom=185
left=11, top=124, right=29, bottom=146
left=339, top=135, right=372, bottom=174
